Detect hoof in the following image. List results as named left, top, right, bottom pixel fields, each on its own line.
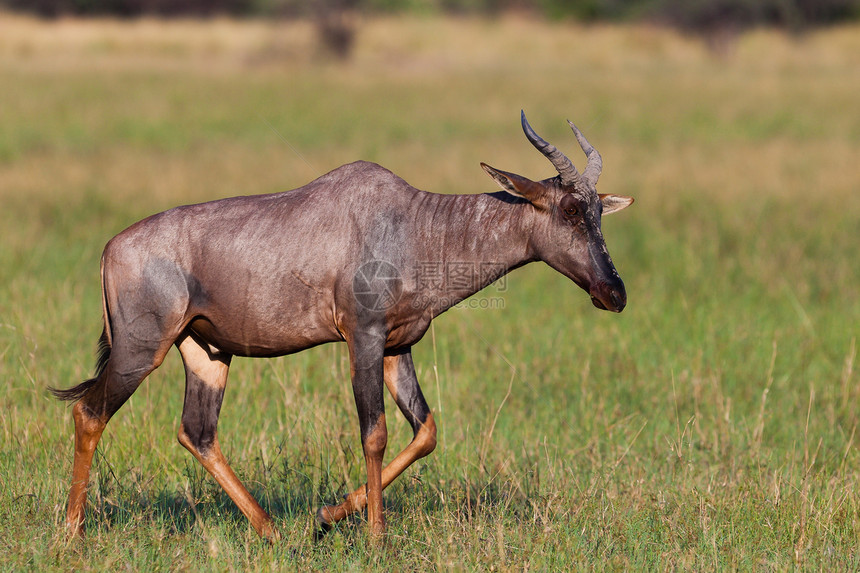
left=261, top=528, right=281, bottom=544
left=64, top=518, right=86, bottom=541
left=255, top=517, right=282, bottom=543
left=314, top=507, right=334, bottom=540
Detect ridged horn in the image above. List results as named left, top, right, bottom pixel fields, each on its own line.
left=567, top=120, right=602, bottom=186
left=521, top=111, right=580, bottom=185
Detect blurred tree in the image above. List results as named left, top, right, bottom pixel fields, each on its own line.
left=0, top=0, right=251, bottom=17
left=649, top=0, right=859, bottom=52
left=249, top=0, right=359, bottom=58
left=1, top=0, right=857, bottom=36
left=314, top=0, right=359, bottom=59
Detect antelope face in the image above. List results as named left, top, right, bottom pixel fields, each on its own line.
left=482, top=112, right=633, bottom=312
left=542, top=176, right=632, bottom=312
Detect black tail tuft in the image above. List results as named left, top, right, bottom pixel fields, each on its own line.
left=93, top=328, right=111, bottom=379
left=49, top=328, right=111, bottom=402
left=49, top=377, right=99, bottom=402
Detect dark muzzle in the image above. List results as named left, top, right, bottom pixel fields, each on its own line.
left=590, top=280, right=626, bottom=313
left=587, top=241, right=627, bottom=313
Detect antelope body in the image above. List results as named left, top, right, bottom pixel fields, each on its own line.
left=52, top=113, right=633, bottom=540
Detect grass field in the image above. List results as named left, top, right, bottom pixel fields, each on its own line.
left=1, top=12, right=859, bottom=570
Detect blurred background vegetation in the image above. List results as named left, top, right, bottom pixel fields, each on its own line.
left=3, top=0, right=859, bottom=25
left=3, top=0, right=860, bottom=58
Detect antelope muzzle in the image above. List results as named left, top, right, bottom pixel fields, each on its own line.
left=590, top=279, right=627, bottom=313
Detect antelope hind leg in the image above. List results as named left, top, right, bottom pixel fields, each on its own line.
left=176, top=330, right=280, bottom=541
left=64, top=339, right=171, bottom=537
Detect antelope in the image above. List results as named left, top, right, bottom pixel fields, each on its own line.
left=51, top=112, right=633, bottom=541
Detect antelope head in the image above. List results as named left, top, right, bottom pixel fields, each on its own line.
left=482, top=111, right=634, bottom=312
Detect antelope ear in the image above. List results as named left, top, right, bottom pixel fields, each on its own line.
left=481, top=163, right=544, bottom=202
left=600, top=194, right=634, bottom=215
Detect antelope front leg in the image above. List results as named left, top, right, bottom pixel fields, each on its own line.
left=329, top=327, right=388, bottom=538
left=316, top=348, right=436, bottom=535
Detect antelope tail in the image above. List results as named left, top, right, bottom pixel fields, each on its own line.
left=49, top=254, right=112, bottom=402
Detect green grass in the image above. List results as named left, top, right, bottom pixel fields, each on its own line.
left=1, top=14, right=859, bottom=571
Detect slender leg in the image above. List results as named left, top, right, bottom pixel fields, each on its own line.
left=316, top=348, right=436, bottom=533
left=66, top=402, right=106, bottom=537
left=62, top=257, right=194, bottom=538
left=175, top=331, right=279, bottom=541
left=65, top=343, right=171, bottom=537
left=326, top=327, right=388, bottom=537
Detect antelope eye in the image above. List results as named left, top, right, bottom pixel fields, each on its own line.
left=559, top=195, right=580, bottom=218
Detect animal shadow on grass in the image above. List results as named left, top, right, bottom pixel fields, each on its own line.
left=87, top=454, right=349, bottom=538
left=85, top=450, right=529, bottom=544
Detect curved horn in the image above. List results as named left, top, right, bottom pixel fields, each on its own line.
left=521, top=111, right=580, bottom=185
left=567, top=120, right=602, bottom=186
